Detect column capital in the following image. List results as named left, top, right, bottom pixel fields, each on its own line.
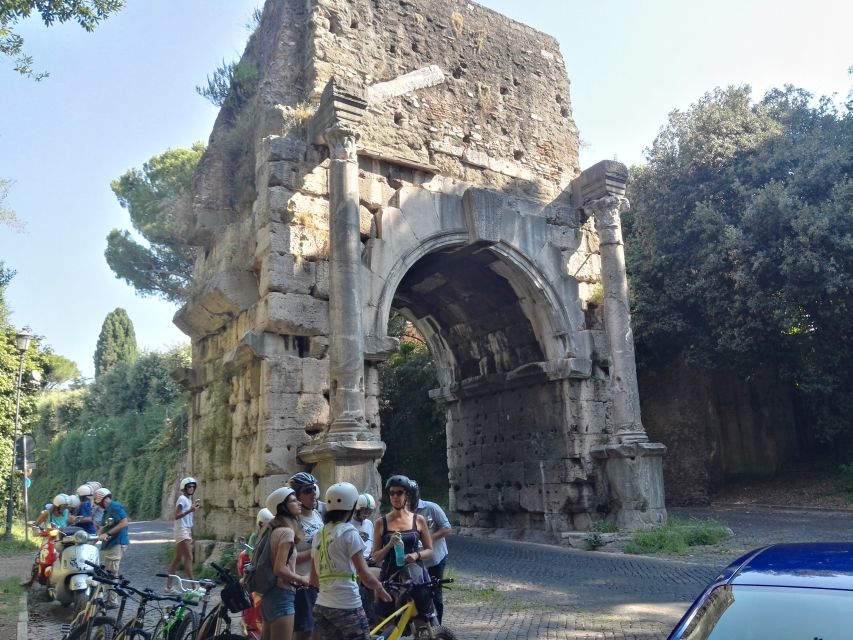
left=587, top=195, right=630, bottom=245
left=324, top=125, right=360, bottom=162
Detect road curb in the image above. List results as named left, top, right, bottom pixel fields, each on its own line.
left=17, top=592, right=27, bottom=640
left=709, top=502, right=853, bottom=514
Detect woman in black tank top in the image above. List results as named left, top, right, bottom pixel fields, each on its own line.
left=371, top=475, right=433, bottom=581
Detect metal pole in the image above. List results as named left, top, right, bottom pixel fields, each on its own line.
left=22, top=436, right=29, bottom=542
left=4, top=350, right=26, bottom=538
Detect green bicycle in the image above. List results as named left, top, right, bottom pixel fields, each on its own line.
left=151, top=573, right=213, bottom=640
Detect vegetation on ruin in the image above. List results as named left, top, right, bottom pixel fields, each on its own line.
left=625, top=83, right=853, bottom=454
left=105, top=144, right=203, bottom=303
left=196, top=59, right=259, bottom=111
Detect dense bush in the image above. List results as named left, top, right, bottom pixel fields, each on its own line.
left=30, top=347, right=190, bottom=520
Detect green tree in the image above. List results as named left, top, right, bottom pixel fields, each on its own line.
left=1, top=0, right=124, bottom=80
left=42, top=352, right=81, bottom=389
left=625, top=84, right=853, bottom=450
left=377, top=338, right=448, bottom=493
left=93, top=308, right=137, bottom=378
left=105, top=144, right=203, bottom=303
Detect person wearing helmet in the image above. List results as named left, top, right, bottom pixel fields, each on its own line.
left=71, top=484, right=97, bottom=535
left=372, top=476, right=434, bottom=620
left=165, top=477, right=201, bottom=592
left=409, top=479, right=453, bottom=623
left=260, top=486, right=309, bottom=640
left=352, top=494, right=376, bottom=561
left=288, top=471, right=323, bottom=640
left=31, top=493, right=70, bottom=529
left=95, top=488, right=129, bottom=607
left=86, top=481, right=105, bottom=527
left=249, top=507, right=274, bottom=548
left=309, top=483, right=390, bottom=639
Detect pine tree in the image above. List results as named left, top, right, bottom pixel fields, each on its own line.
left=93, top=308, right=137, bottom=378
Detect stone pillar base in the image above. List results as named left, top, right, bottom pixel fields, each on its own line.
left=591, top=442, right=667, bottom=531
left=297, top=440, right=386, bottom=501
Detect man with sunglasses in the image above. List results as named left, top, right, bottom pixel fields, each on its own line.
left=288, top=472, right=324, bottom=640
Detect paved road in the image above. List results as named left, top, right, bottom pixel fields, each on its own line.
left=25, top=505, right=853, bottom=639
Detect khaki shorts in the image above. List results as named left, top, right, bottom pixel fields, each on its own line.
left=175, top=525, right=192, bottom=543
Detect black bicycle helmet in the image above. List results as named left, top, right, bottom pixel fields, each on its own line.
left=408, top=479, right=421, bottom=510
left=288, top=471, right=317, bottom=488
left=385, top=474, right=411, bottom=491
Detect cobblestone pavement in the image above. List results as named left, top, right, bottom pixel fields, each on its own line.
left=19, top=505, right=853, bottom=639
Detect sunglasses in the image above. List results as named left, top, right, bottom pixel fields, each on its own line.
left=299, top=486, right=318, bottom=495
left=388, top=490, right=406, bottom=497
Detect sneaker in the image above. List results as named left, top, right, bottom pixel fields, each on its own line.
left=165, top=586, right=182, bottom=595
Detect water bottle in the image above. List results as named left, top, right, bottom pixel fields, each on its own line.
left=393, top=533, right=405, bottom=567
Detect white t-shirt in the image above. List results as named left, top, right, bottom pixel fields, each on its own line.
left=176, top=495, right=193, bottom=529
left=352, top=518, right=374, bottom=560
left=311, top=523, right=363, bottom=609
left=296, top=510, right=323, bottom=576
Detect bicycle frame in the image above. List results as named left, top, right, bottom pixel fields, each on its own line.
left=370, top=599, right=421, bottom=640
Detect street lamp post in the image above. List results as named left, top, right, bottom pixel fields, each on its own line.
left=4, top=331, right=32, bottom=539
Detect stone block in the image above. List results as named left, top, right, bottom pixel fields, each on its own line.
left=309, top=336, right=329, bottom=359
left=548, top=224, right=579, bottom=251
left=253, top=292, right=330, bottom=336
left=259, top=253, right=317, bottom=296
left=301, top=357, right=329, bottom=394
left=288, top=192, right=330, bottom=228
left=312, top=259, right=330, bottom=300
left=359, top=205, right=376, bottom=239
left=261, top=357, right=304, bottom=394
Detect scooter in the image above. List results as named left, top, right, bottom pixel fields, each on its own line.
left=48, top=526, right=100, bottom=614
left=236, top=541, right=262, bottom=640
left=30, top=526, right=61, bottom=587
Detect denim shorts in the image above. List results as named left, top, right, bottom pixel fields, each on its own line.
left=294, top=586, right=319, bottom=631
left=260, top=586, right=296, bottom=622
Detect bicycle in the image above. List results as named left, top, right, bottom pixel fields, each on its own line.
left=61, top=561, right=119, bottom=640
left=150, top=572, right=212, bottom=640
left=184, top=561, right=250, bottom=640
left=370, top=573, right=456, bottom=640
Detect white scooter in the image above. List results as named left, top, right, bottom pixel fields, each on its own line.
left=48, top=526, right=100, bottom=614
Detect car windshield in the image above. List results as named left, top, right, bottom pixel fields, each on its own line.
left=681, top=585, right=853, bottom=639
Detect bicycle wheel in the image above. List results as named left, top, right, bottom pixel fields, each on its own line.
left=64, top=616, right=118, bottom=640
left=72, top=589, right=90, bottom=617
left=210, top=634, right=247, bottom=640
left=431, top=625, right=458, bottom=640
left=172, top=608, right=199, bottom=640
left=122, top=630, right=152, bottom=640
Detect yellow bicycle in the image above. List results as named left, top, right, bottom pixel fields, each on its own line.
left=370, top=574, right=456, bottom=640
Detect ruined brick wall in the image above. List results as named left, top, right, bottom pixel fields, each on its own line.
left=176, top=0, right=594, bottom=539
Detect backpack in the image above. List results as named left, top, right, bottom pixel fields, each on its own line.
left=243, top=524, right=292, bottom=595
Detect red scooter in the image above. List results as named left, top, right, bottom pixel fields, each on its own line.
left=237, top=542, right=263, bottom=640
left=30, top=527, right=60, bottom=587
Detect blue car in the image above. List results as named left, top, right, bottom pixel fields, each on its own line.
left=668, top=543, right=853, bottom=639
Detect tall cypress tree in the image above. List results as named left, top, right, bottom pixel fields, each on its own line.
left=93, top=308, right=137, bottom=378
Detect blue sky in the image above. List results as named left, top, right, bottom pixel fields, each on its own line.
left=1, top=0, right=851, bottom=378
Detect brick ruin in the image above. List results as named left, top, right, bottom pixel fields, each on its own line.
left=173, top=0, right=666, bottom=540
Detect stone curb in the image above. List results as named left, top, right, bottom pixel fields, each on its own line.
left=17, top=592, right=27, bottom=640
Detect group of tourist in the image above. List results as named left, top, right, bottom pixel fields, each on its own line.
left=209, top=471, right=453, bottom=640
left=25, top=481, right=129, bottom=602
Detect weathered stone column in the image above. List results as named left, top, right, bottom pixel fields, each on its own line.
left=300, top=77, right=384, bottom=493
left=325, top=124, right=366, bottom=436
left=588, top=193, right=646, bottom=444
left=572, top=160, right=667, bottom=530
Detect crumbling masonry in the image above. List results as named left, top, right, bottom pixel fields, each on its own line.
left=174, top=0, right=666, bottom=539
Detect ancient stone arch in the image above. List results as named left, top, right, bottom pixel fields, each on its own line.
left=174, top=0, right=666, bottom=539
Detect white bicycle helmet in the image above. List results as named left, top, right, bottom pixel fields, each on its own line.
left=325, top=482, right=359, bottom=511
left=256, top=508, right=274, bottom=527
left=356, top=493, right=376, bottom=510
left=180, top=477, right=197, bottom=491
left=76, top=484, right=93, bottom=497
left=94, top=488, right=111, bottom=504
left=52, top=493, right=69, bottom=508
left=266, top=487, right=296, bottom=515
left=67, top=494, right=81, bottom=510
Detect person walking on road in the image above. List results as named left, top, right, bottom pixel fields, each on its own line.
left=166, top=477, right=201, bottom=591
left=409, top=479, right=452, bottom=623
left=95, top=488, right=129, bottom=607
